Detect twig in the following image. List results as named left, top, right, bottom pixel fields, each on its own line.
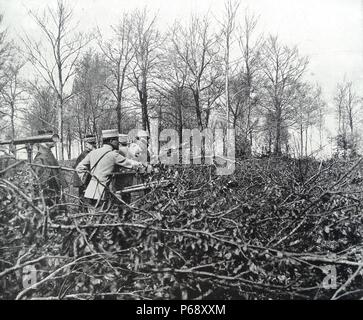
left=15, top=253, right=102, bottom=300
left=0, top=160, right=26, bottom=175
left=0, top=256, right=66, bottom=279
left=0, top=179, right=45, bottom=216
left=331, top=264, right=363, bottom=300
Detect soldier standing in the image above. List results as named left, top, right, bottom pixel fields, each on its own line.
left=33, top=140, right=68, bottom=207
left=76, top=129, right=143, bottom=208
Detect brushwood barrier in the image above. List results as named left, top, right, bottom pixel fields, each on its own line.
left=1, top=156, right=363, bottom=300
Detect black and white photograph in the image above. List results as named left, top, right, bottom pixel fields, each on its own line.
left=0, top=0, right=363, bottom=303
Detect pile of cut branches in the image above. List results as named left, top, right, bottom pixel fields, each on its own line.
left=1, top=156, right=363, bottom=300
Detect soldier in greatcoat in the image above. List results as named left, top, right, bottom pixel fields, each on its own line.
left=76, top=129, right=143, bottom=207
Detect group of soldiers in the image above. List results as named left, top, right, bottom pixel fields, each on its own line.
left=28, top=128, right=151, bottom=210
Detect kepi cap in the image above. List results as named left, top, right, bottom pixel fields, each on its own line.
left=136, top=129, right=149, bottom=138
left=119, top=134, right=128, bottom=145
left=84, top=135, right=97, bottom=144
left=102, top=129, right=119, bottom=140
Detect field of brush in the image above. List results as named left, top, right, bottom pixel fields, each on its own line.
left=1, top=156, right=363, bottom=299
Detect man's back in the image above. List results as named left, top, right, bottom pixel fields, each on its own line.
left=77, top=144, right=138, bottom=201
left=87, top=145, right=116, bottom=181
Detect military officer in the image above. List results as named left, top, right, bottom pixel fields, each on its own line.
left=76, top=129, right=143, bottom=207
left=33, top=140, right=68, bottom=207
left=118, top=134, right=131, bottom=158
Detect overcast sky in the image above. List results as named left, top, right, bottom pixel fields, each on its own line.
left=1, top=0, right=362, bottom=96
left=1, top=0, right=362, bottom=136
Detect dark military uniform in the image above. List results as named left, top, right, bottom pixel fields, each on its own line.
left=33, top=144, right=68, bottom=206
left=73, top=150, right=91, bottom=193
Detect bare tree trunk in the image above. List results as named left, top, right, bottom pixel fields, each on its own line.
left=268, top=131, right=272, bottom=154
left=10, top=101, right=15, bottom=139
left=57, top=98, right=64, bottom=160
left=66, top=125, right=72, bottom=160
left=222, top=0, right=240, bottom=128
left=117, top=95, right=122, bottom=133
left=274, top=115, right=281, bottom=155
left=56, top=5, right=65, bottom=161
left=246, top=97, right=253, bottom=155
left=177, top=91, right=183, bottom=145
left=192, top=90, right=203, bottom=130
left=10, top=101, right=16, bottom=157
left=225, top=42, right=230, bottom=127
left=300, top=123, right=303, bottom=158
left=138, top=73, right=150, bottom=132
left=305, top=126, right=308, bottom=157
left=249, top=130, right=253, bottom=154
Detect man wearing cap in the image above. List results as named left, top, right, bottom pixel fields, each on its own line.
left=115, top=134, right=135, bottom=204
left=128, top=129, right=157, bottom=169
left=76, top=129, right=143, bottom=206
left=118, top=134, right=131, bottom=158
left=127, top=130, right=148, bottom=162
left=72, top=136, right=97, bottom=206
left=119, top=132, right=152, bottom=166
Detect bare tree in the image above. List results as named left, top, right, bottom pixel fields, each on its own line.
left=0, top=13, right=14, bottom=100
left=130, top=8, right=161, bottom=133
left=170, top=15, right=222, bottom=130
left=260, top=35, right=308, bottom=155
left=227, top=12, right=263, bottom=155
left=25, top=83, right=58, bottom=135
left=22, top=0, right=91, bottom=159
left=334, top=82, right=346, bottom=134
left=293, top=83, right=322, bottom=157
left=155, top=38, right=196, bottom=143
left=0, top=14, right=11, bottom=85
left=0, top=14, right=18, bottom=137
left=71, top=52, right=111, bottom=146
left=344, top=82, right=359, bottom=136
left=261, top=110, right=289, bottom=155
left=0, top=59, right=26, bottom=142
left=219, top=0, right=240, bottom=127
left=334, top=80, right=361, bottom=157
left=98, top=13, right=134, bottom=133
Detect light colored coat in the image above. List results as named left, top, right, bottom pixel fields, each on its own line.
left=128, top=142, right=143, bottom=160
left=76, top=144, right=138, bottom=201
left=128, top=141, right=156, bottom=164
